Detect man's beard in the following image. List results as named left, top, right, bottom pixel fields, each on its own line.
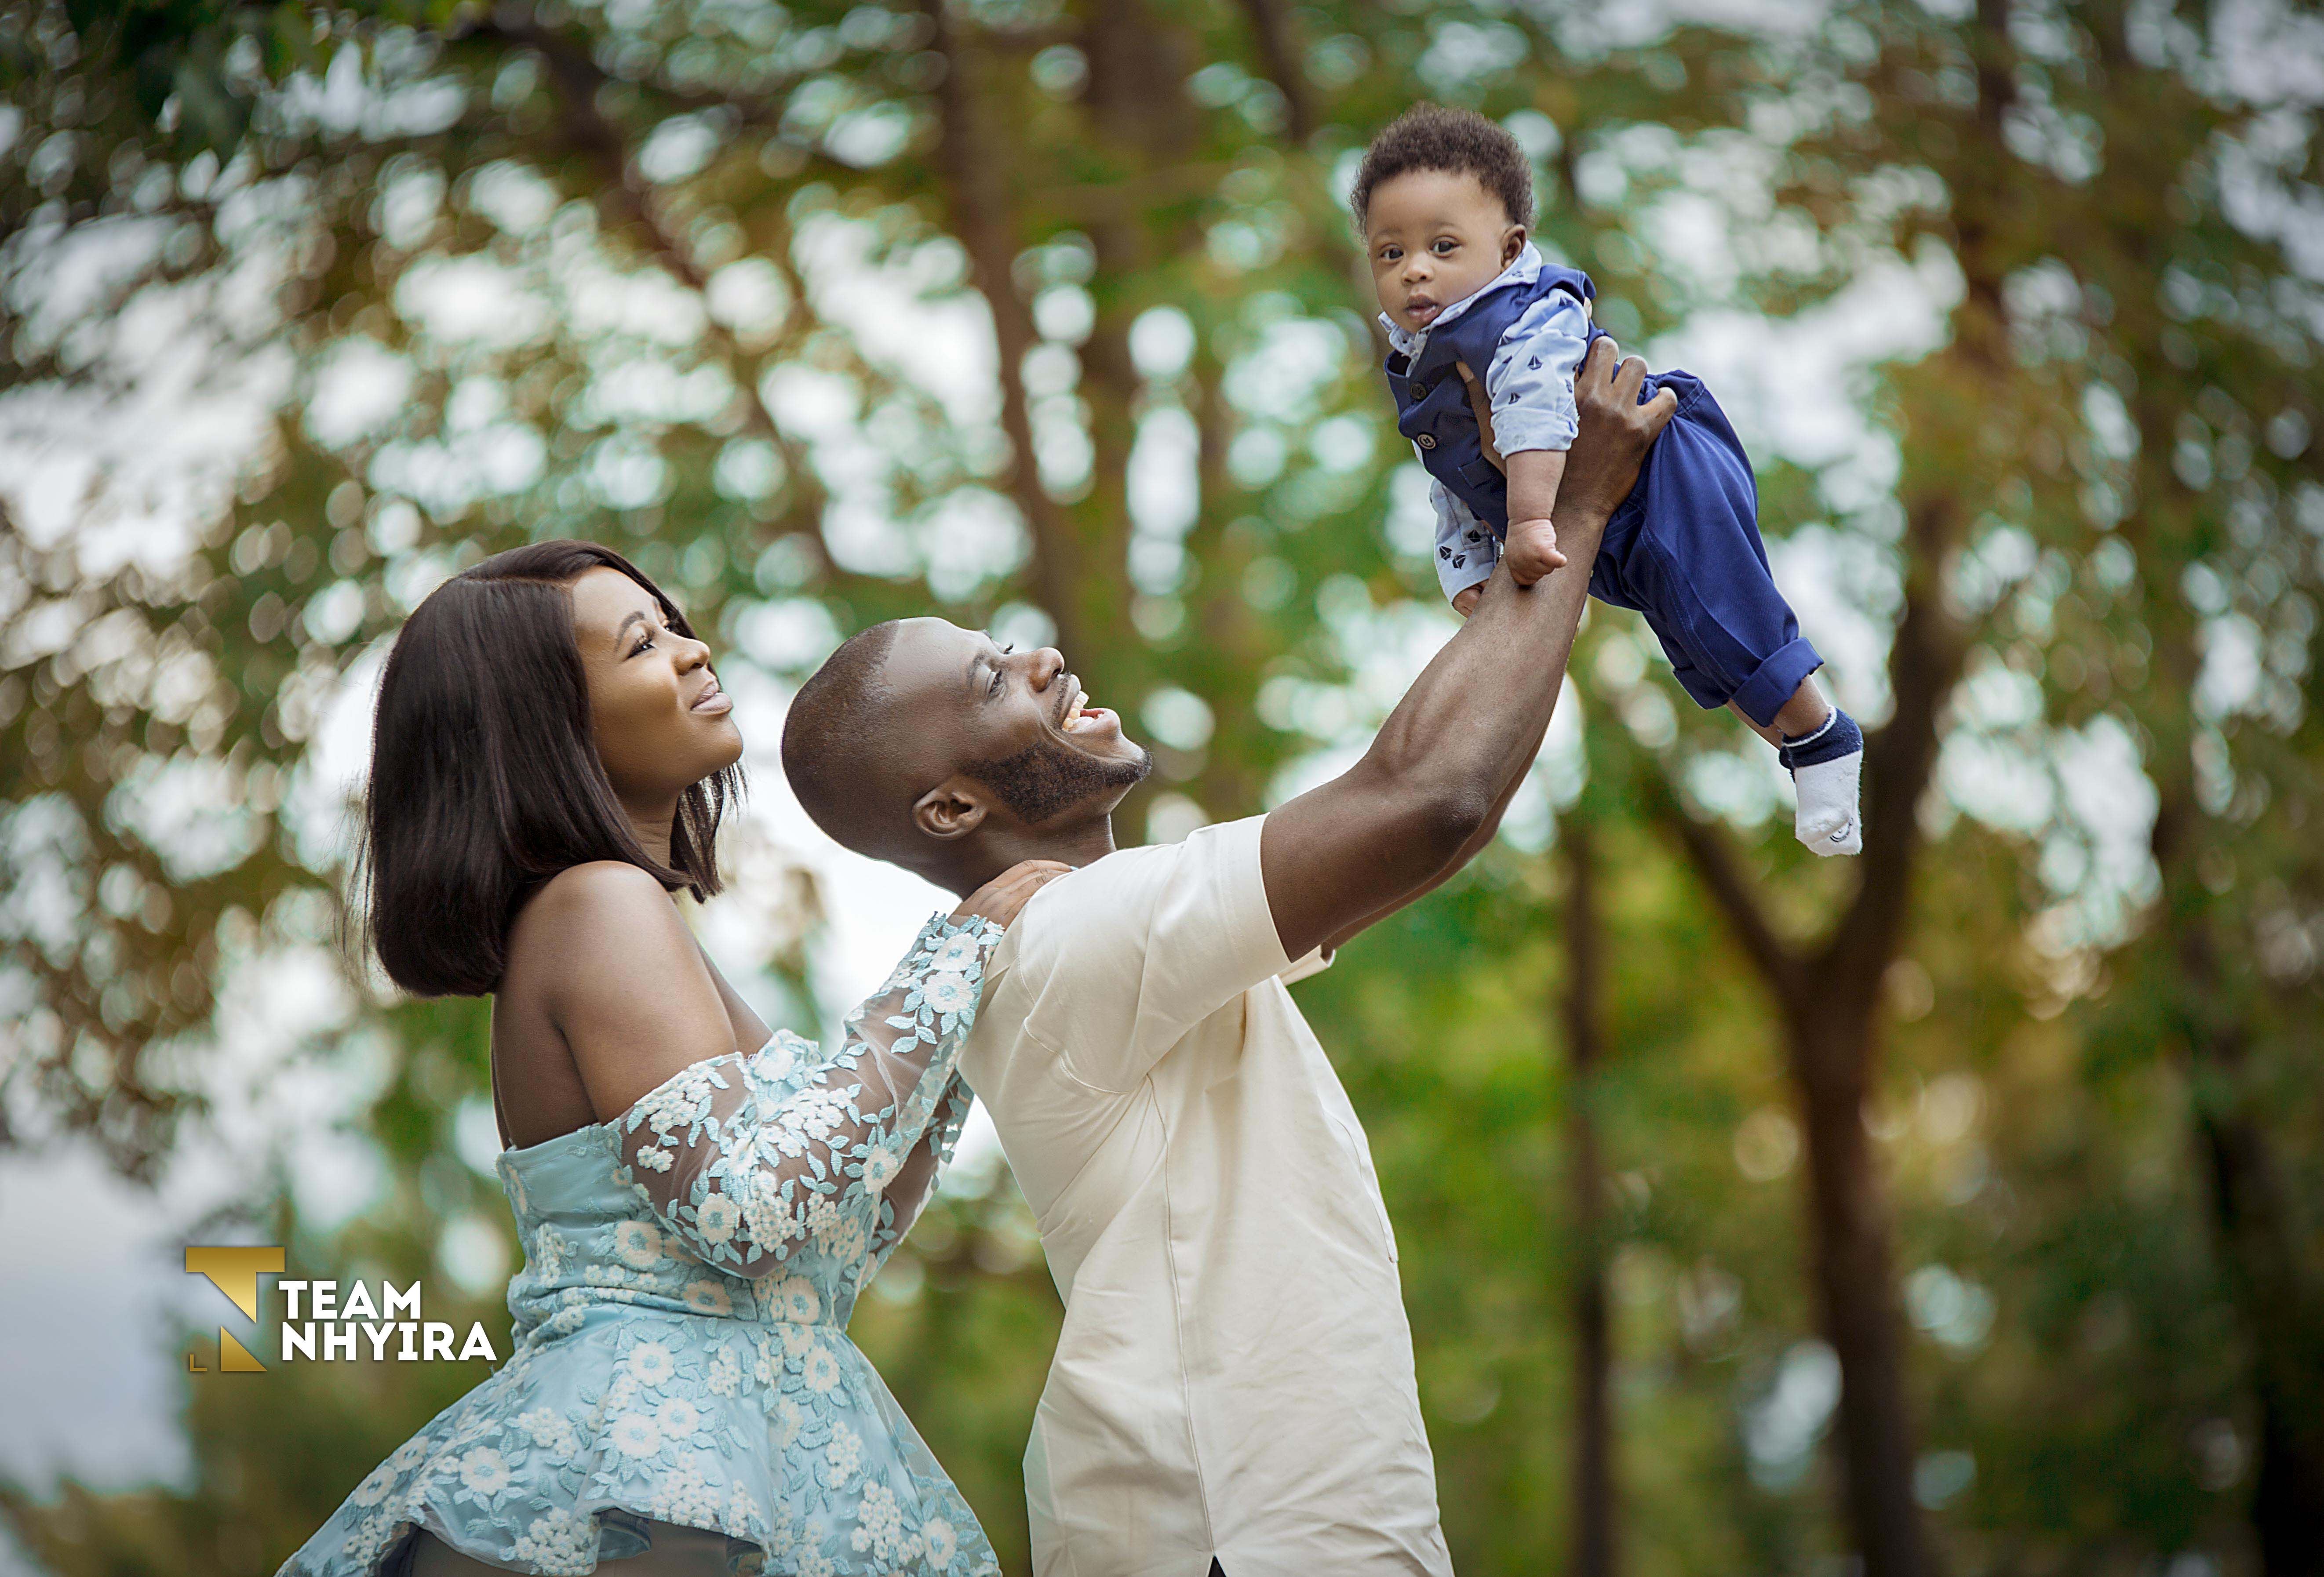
left=962, top=734, right=1152, bottom=825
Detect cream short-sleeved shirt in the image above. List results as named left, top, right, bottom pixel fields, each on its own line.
left=957, top=814, right=1452, bottom=1577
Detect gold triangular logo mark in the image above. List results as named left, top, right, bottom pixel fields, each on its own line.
left=219, top=1326, right=266, bottom=1372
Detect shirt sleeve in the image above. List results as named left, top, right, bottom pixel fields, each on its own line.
left=608, top=910, right=1004, bottom=1278
left=1433, top=480, right=1499, bottom=604
left=1484, top=290, right=1591, bottom=455
left=1005, top=814, right=1293, bottom=1094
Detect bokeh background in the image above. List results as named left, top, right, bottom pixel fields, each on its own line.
left=2, top=1, right=2321, bottom=1574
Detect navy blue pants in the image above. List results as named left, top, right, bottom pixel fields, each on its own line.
left=1581, top=369, right=1820, bottom=728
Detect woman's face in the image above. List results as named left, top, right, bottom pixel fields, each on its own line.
left=569, top=566, right=743, bottom=810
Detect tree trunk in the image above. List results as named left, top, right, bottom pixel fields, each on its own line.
left=1563, top=819, right=1617, bottom=1577
left=1793, top=1009, right=1927, bottom=1577
left=2135, top=512, right=2324, bottom=1577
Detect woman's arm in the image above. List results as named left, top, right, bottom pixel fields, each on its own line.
left=610, top=909, right=1006, bottom=1277
left=539, top=858, right=1062, bottom=1276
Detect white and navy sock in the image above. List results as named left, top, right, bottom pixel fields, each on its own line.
left=1777, top=710, right=1864, bottom=857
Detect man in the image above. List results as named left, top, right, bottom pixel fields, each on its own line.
left=781, top=339, right=1674, bottom=1575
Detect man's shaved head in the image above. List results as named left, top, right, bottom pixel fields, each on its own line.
left=781, top=621, right=907, bottom=854
left=781, top=616, right=1149, bottom=894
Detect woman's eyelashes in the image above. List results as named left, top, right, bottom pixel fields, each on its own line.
left=627, top=614, right=684, bottom=658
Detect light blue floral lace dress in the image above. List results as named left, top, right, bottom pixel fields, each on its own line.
left=276, top=912, right=1007, bottom=1577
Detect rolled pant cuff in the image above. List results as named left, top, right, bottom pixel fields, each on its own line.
left=1730, top=637, right=1824, bottom=729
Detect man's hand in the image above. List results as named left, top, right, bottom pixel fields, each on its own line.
left=1260, top=336, right=1675, bottom=962
left=952, top=860, right=1071, bottom=928
left=1558, top=337, right=1676, bottom=523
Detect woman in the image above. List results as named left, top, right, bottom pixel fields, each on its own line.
left=278, top=541, right=1056, bottom=1577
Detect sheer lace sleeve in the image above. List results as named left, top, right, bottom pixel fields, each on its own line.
left=608, top=912, right=1005, bottom=1279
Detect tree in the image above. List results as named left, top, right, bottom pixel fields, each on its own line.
left=4, top=1, right=2319, bottom=1573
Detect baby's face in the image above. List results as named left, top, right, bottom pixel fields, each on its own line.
left=1366, top=168, right=1526, bottom=335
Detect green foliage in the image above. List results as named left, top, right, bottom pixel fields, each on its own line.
left=2, top=0, right=2320, bottom=1574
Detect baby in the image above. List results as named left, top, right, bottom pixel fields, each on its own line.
left=1356, top=105, right=1864, bottom=857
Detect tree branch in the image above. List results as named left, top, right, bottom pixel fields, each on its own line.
left=1643, top=764, right=1805, bottom=1015
left=919, top=0, right=1082, bottom=653
left=480, top=11, right=878, bottom=590
left=1821, top=491, right=1969, bottom=990
left=1234, top=0, right=1314, bottom=143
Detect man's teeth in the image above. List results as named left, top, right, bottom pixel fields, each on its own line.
left=1064, top=690, right=1097, bottom=731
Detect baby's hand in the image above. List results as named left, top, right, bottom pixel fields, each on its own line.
left=1450, top=585, right=1483, bottom=619
left=1503, top=517, right=1566, bottom=585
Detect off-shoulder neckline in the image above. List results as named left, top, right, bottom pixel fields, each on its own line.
left=495, top=909, right=994, bottom=1165
left=496, top=1041, right=768, bottom=1164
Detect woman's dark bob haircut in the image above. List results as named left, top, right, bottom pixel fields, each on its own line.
left=360, top=540, right=739, bottom=997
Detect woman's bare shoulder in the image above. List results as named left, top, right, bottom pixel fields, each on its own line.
left=507, top=862, right=688, bottom=967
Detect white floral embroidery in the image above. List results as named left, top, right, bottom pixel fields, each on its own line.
left=924, top=1515, right=958, bottom=1566
left=607, top=1410, right=663, bottom=1458
left=517, top=1407, right=579, bottom=1455
left=531, top=1224, right=568, bottom=1279
left=825, top=1420, right=864, bottom=1486
left=851, top=1480, right=919, bottom=1564
left=349, top=1462, right=395, bottom=1507
left=760, top=1034, right=799, bottom=1081
left=458, top=1446, right=511, bottom=1497
left=606, top=1370, right=641, bottom=1411
left=801, top=1346, right=842, bottom=1394
left=919, top=970, right=975, bottom=1015
left=705, top=1342, right=741, bottom=1397
left=929, top=932, right=984, bottom=973
left=772, top=1395, right=805, bottom=1448
left=512, top=1507, right=597, bottom=1573
left=827, top=1213, right=868, bottom=1267
left=612, top=1219, right=664, bottom=1268
left=654, top=1395, right=701, bottom=1439
left=646, top=1468, right=716, bottom=1533
left=634, top=1144, right=674, bottom=1173
left=694, top=1191, right=740, bottom=1246
left=772, top=1275, right=821, bottom=1325
left=626, top=1340, right=676, bottom=1387
left=682, top=1276, right=732, bottom=1316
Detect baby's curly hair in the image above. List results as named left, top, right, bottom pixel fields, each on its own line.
left=1352, top=104, right=1534, bottom=231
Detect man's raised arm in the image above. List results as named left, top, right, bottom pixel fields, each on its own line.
left=1261, top=340, right=1677, bottom=962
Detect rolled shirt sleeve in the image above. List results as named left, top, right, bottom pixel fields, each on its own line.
left=1431, top=477, right=1499, bottom=603
left=1483, top=290, right=1592, bottom=456
left=1005, top=815, right=1293, bottom=1095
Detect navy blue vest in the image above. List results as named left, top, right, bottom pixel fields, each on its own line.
left=1384, top=262, right=1597, bottom=531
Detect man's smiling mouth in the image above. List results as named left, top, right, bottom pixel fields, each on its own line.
left=1056, top=676, right=1105, bottom=734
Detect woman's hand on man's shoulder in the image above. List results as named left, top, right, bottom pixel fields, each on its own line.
left=952, top=860, right=1073, bottom=930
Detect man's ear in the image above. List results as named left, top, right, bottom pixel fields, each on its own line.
left=912, top=775, right=991, bottom=842
left=1502, top=224, right=1528, bottom=268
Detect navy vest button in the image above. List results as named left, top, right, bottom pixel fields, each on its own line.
left=1417, top=433, right=1437, bottom=450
